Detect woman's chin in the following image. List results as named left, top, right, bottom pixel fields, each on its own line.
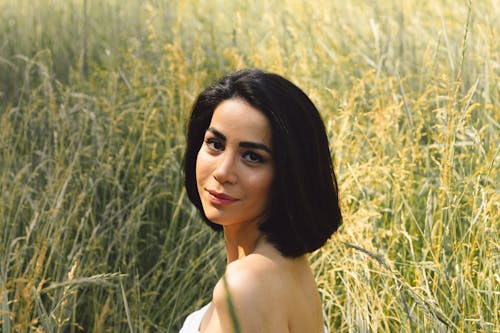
left=204, top=211, right=229, bottom=225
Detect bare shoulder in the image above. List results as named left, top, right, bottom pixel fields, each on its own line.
left=212, top=254, right=285, bottom=332
left=211, top=251, right=323, bottom=332
left=214, top=253, right=280, bottom=307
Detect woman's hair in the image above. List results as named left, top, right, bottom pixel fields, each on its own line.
left=184, top=69, right=342, bottom=257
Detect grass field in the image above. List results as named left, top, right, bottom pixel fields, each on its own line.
left=0, top=0, right=498, bottom=332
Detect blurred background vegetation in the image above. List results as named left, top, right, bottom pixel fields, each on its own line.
left=0, top=0, right=498, bottom=332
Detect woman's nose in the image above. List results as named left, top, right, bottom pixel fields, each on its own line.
left=213, top=153, right=237, bottom=184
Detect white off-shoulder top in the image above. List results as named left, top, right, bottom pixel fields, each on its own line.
left=179, top=303, right=211, bottom=333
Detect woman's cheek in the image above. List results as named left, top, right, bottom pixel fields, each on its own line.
left=196, top=149, right=212, bottom=182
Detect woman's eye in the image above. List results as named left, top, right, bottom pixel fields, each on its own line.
left=243, top=151, right=264, bottom=164
left=206, top=138, right=224, bottom=151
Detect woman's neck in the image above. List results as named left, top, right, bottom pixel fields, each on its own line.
left=223, top=221, right=263, bottom=264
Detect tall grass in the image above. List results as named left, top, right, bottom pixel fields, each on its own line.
left=0, top=0, right=498, bottom=332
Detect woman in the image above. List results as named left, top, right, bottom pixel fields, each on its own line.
left=181, top=69, right=342, bottom=333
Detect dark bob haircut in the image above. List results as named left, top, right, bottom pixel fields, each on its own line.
left=184, top=69, right=342, bottom=257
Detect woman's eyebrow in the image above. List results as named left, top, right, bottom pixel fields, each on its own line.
left=207, top=127, right=226, bottom=140
left=240, top=141, right=272, bottom=154
left=207, top=127, right=271, bottom=154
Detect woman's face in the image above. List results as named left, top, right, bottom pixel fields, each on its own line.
left=196, top=98, right=274, bottom=228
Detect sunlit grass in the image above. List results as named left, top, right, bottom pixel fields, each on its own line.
left=0, top=0, right=498, bottom=332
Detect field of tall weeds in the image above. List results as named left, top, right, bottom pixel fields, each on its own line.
left=0, top=0, right=498, bottom=332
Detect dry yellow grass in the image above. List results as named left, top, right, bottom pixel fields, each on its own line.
left=0, top=0, right=498, bottom=332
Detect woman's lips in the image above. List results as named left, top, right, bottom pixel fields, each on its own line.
left=206, top=189, right=238, bottom=206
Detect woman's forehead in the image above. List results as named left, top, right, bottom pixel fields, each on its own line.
left=208, top=99, right=272, bottom=145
